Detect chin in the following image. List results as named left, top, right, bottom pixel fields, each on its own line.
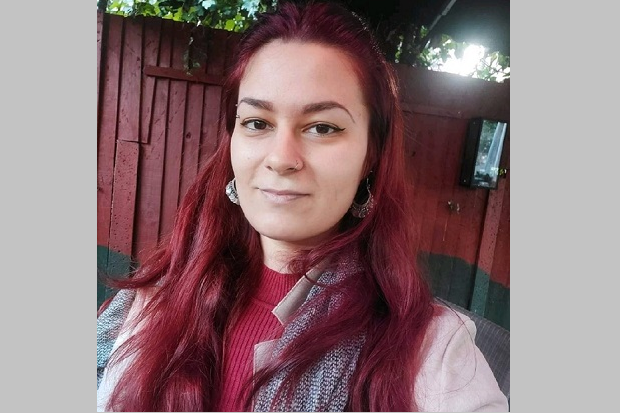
left=257, top=229, right=312, bottom=244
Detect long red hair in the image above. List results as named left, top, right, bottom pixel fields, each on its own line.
left=101, top=1, right=434, bottom=411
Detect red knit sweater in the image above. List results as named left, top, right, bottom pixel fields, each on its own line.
left=217, top=266, right=299, bottom=412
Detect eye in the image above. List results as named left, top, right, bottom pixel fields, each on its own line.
left=305, top=123, right=345, bottom=136
left=240, top=119, right=270, bottom=131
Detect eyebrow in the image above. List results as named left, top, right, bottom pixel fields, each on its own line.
left=238, top=97, right=273, bottom=111
left=303, top=101, right=356, bottom=124
left=238, top=97, right=356, bottom=123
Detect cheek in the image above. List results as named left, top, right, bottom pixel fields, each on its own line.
left=321, top=159, right=366, bottom=202
left=230, top=134, right=251, bottom=176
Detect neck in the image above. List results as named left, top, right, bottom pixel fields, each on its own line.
left=259, top=228, right=339, bottom=272
left=259, top=236, right=299, bottom=273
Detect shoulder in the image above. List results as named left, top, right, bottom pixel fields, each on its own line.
left=98, top=287, right=157, bottom=322
left=97, top=287, right=157, bottom=360
left=97, top=287, right=157, bottom=389
left=414, top=304, right=509, bottom=412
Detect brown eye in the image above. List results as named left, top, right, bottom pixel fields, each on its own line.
left=241, top=119, right=269, bottom=131
left=315, top=124, right=331, bottom=134
left=306, top=123, right=345, bottom=136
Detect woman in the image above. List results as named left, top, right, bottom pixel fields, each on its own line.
left=97, top=1, right=509, bottom=411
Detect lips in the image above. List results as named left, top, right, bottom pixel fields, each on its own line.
left=259, top=188, right=308, bottom=203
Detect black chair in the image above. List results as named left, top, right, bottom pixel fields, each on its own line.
left=436, top=298, right=510, bottom=401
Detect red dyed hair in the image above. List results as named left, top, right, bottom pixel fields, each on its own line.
left=102, top=1, right=433, bottom=411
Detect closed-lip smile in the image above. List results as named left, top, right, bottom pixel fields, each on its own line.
left=260, top=188, right=308, bottom=203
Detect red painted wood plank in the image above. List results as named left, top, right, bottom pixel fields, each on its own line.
left=189, top=25, right=210, bottom=74
left=401, top=109, right=423, bottom=254
left=98, top=14, right=123, bottom=247
left=408, top=113, right=426, bottom=243
left=476, top=179, right=505, bottom=276
left=178, top=26, right=210, bottom=198
left=158, top=19, right=175, bottom=68
left=159, top=86, right=187, bottom=237
left=109, top=140, right=140, bottom=257
left=97, top=11, right=104, bottom=112
left=171, top=23, right=193, bottom=71
left=159, top=24, right=191, bottom=239
left=428, top=119, right=456, bottom=250
left=134, top=81, right=169, bottom=262
left=140, top=17, right=163, bottom=144
left=437, top=121, right=470, bottom=299
left=414, top=115, right=442, bottom=254
left=394, top=64, right=509, bottom=122
left=224, top=31, right=242, bottom=73
left=491, top=176, right=510, bottom=287
left=437, top=124, right=465, bottom=242
left=428, top=118, right=457, bottom=297
left=133, top=20, right=173, bottom=263
left=180, top=83, right=205, bottom=198
left=200, top=86, right=223, bottom=167
left=459, top=189, right=487, bottom=264
left=205, top=28, right=228, bottom=95
left=491, top=132, right=510, bottom=287
left=117, top=16, right=142, bottom=142
left=440, top=122, right=468, bottom=257
left=199, top=28, right=228, bottom=167
left=143, top=66, right=224, bottom=85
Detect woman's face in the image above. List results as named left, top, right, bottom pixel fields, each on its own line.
left=231, top=40, right=370, bottom=251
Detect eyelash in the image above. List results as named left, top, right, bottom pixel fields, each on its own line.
left=307, top=123, right=345, bottom=135
left=239, top=119, right=345, bottom=136
left=240, top=119, right=272, bottom=131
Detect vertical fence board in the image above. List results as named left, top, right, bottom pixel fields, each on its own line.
left=491, top=179, right=510, bottom=287
left=179, top=26, right=211, bottom=198
left=477, top=187, right=504, bottom=275
left=471, top=178, right=505, bottom=315
left=415, top=115, right=442, bottom=254
left=133, top=20, right=173, bottom=263
left=109, top=140, right=140, bottom=258
left=140, top=17, right=163, bottom=144
left=199, top=29, right=228, bottom=167
left=402, top=110, right=423, bottom=255
left=118, top=16, right=142, bottom=142
left=456, top=188, right=487, bottom=265
left=98, top=15, right=123, bottom=248
left=97, top=11, right=104, bottom=112
left=133, top=80, right=169, bottom=263
left=180, top=84, right=205, bottom=198
left=438, top=125, right=470, bottom=306
left=428, top=118, right=457, bottom=298
left=159, top=24, right=191, bottom=238
left=492, top=131, right=510, bottom=287
left=160, top=81, right=187, bottom=236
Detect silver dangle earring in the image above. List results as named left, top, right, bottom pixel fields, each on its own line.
left=225, top=178, right=240, bottom=205
left=350, top=176, right=374, bottom=218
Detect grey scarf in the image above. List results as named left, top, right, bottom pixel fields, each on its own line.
left=253, top=270, right=366, bottom=412
left=96, top=270, right=365, bottom=412
left=97, top=288, right=136, bottom=389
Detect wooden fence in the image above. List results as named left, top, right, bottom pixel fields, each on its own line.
left=97, top=11, right=510, bottom=329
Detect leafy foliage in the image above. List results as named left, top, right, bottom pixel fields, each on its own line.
left=98, top=0, right=509, bottom=82
left=420, top=35, right=510, bottom=82
left=102, top=0, right=277, bottom=31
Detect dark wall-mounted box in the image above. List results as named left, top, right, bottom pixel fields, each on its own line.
left=459, top=118, right=508, bottom=189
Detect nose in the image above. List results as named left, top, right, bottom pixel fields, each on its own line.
left=264, top=127, right=304, bottom=174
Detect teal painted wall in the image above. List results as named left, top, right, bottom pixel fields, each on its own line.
left=419, top=252, right=509, bottom=330
left=98, top=247, right=509, bottom=330
left=97, top=245, right=137, bottom=308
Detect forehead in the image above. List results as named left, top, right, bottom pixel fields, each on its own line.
left=239, top=40, right=366, bottom=110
